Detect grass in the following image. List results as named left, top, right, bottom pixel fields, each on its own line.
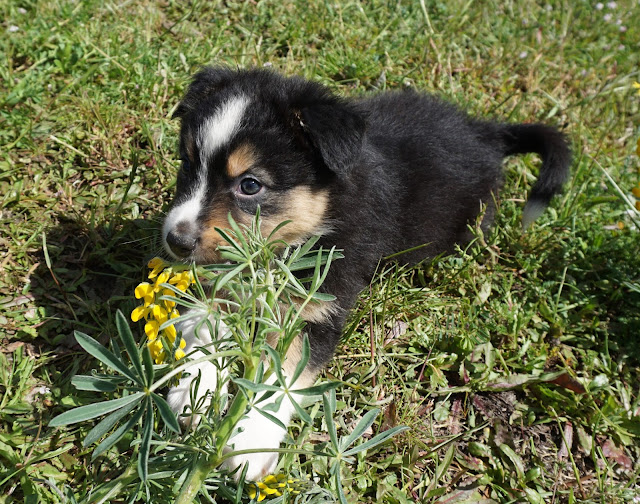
left=1, top=0, right=639, bottom=502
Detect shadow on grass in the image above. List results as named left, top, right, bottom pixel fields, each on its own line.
left=28, top=215, right=163, bottom=351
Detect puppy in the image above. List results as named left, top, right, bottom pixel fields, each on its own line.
left=162, top=67, right=571, bottom=480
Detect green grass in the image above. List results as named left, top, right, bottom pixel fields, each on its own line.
left=1, top=0, right=640, bottom=502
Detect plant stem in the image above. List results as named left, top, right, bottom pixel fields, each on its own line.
left=173, top=354, right=261, bottom=501
left=174, top=452, right=218, bottom=504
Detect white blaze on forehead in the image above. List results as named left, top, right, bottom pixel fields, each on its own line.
left=198, top=95, right=250, bottom=159
left=163, top=95, right=250, bottom=258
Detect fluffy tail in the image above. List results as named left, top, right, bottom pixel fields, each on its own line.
left=502, top=123, right=571, bottom=228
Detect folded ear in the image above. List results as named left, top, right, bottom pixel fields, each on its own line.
left=295, top=99, right=366, bottom=176
left=173, top=66, right=238, bottom=119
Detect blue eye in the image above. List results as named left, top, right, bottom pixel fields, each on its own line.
left=239, top=178, right=262, bottom=196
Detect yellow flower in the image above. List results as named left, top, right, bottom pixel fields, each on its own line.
left=169, top=270, right=195, bottom=292
left=131, top=305, right=150, bottom=322
left=247, top=473, right=311, bottom=500
left=634, top=81, right=640, bottom=95
left=134, top=283, right=155, bottom=307
left=147, top=257, right=168, bottom=279
left=632, top=186, right=640, bottom=199
left=131, top=258, right=191, bottom=365
left=145, top=320, right=160, bottom=340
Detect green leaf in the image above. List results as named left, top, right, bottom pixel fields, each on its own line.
left=115, top=310, right=145, bottom=385
left=289, top=334, right=310, bottom=386
left=343, top=425, right=409, bottom=457
left=435, top=444, right=455, bottom=481
left=137, top=404, right=154, bottom=481
left=266, top=219, right=293, bottom=241
left=83, top=399, right=140, bottom=447
left=92, top=405, right=145, bottom=460
left=499, top=443, right=525, bottom=482
left=232, top=377, right=281, bottom=394
left=49, top=392, right=144, bottom=427
left=291, top=381, right=342, bottom=397
left=217, top=263, right=249, bottom=291
left=142, top=346, right=154, bottom=386
left=262, top=345, right=285, bottom=386
left=334, top=467, right=348, bottom=504
left=71, top=375, right=117, bottom=392
left=288, top=392, right=313, bottom=424
left=309, top=292, right=336, bottom=302
left=323, top=391, right=339, bottom=450
left=253, top=406, right=287, bottom=431
left=151, top=393, right=180, bottom=434
left=342, top=408, right=380, bottom=449
left=74, top=331, right=142, bottom=386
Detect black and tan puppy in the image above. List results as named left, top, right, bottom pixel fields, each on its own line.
left=162, top=67, right=570, bottom=480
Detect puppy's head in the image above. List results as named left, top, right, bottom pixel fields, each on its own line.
left=162, top=67, right=365, bottom=263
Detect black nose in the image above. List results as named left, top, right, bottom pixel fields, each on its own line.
left=165, top=228, right=197, bottom=258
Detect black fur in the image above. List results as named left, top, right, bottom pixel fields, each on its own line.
left=165, top=66, right=571, bottom=372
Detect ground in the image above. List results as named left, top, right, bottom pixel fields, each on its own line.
left=1, top=0, right=639, bottom=502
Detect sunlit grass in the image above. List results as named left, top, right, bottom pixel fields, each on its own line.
left=1, top=0, right=639, bottom=502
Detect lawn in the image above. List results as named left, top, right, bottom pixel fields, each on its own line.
left=1, top=0, right=640, bottom=502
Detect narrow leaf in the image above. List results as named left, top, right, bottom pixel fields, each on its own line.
left=71, top=375, right=118, bottom=392
left=137, top=404, right=154, bottom=481
left=334, top=468, right=348, bottom=504
left=499, top=443, right=525, bottom=482
left=435, top=444, right=455, bottom=481
left=262, top=345, right=285, bottom=386
left=290, top=395, right=312, bottom=424
left=142, top=346, right=154, bottom=386
left=291, top=381, right=342, bottom=397
left=74, top=331, right=142, bottom=385
left=232, top=377, right=281, bottom=394
left=323, top=391, right=339, bottom=449
left=49, top=392, right=144, bottom=427
left=254, top=407, right=287, bottom=431
left=343, top=425, right=409, bottom=457
left=343, top=408, right=380, bottom=449
left=92, top=403, right=145, bottom=459
left=151, top=393, right=180, bottom=434
left=289, top=334, right=310, bottom=386
left=115, top=310, right=145, bottom=384
left=84, top=399, right=140, bottom=447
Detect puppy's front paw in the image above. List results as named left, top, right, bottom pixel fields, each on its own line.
left=224, top=446, right=280, bottom=482
left=166, top=313, right=229, bottom=426
left=223, top=397, right=295, bottom=481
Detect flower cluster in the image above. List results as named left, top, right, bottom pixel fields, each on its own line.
left=131, top=258, right=193, bottom=364
left=247, top=473, right=311, bottom=501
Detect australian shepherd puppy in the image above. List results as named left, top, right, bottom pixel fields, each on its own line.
left=161, top=67, right=571, bottom=480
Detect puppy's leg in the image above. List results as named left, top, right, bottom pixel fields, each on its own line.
left=223, top=335, right=318, bottom=481
left=166, top=310, right=229, bottom=426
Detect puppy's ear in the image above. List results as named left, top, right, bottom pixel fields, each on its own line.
left=294, top=99, right=366, bottom=176
left=173, top=66, right=237, bottom=119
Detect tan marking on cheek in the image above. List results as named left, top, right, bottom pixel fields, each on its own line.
left=261, top=187, right=330, bottom=244
left=199, top=204, right=250, bottom=262
left=226, top=144, right=256, bottom=178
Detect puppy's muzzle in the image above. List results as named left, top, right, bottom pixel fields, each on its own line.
left=165, top=221, right=198, bottom=259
